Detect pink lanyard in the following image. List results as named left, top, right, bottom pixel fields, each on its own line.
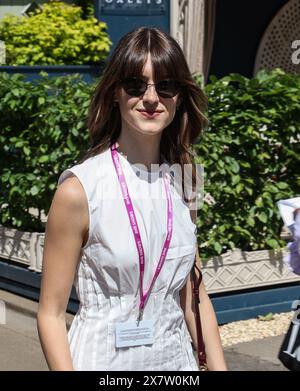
left=110, top=143, right=173, bottom=323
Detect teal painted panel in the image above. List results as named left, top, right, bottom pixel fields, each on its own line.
left=211, top=284, right=300, bottom=324
left=95, top=0, right=170, bottom=50
left=0, top=65, right=103, bottom=83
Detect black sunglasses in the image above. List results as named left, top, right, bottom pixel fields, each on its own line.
left=119, top=77, right=181, bottom=99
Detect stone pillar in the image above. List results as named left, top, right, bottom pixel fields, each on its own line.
left=170, top=0, right=216, bottom=82
left=0, top=41, right=5, bottom=65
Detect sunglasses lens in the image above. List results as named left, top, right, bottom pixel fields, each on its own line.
left=157, top=80, right=180, bottom=98
left=121, top=78, right=146, bottom=96
left=120, top=78, right=180, bottom=98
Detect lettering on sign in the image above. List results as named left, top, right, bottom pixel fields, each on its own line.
left=292, top=40, right=300, bottom=65
left=99, top=0, right=166, bottom=15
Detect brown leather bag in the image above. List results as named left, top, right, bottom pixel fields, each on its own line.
left=191, top=257, right=208, bottom=371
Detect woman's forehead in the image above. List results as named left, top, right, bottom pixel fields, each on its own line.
left=141, top=56, right=153, bottom=76
left=125, top=64, right=173, bottom=80
left=121, top=51, right=176, bottom=80
left=140, top=67, right=170, bottom=80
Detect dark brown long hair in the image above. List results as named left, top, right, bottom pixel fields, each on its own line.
left=80, top=27, right=208, bottom=203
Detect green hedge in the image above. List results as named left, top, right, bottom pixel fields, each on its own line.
left=0, top=69, right=299, bottom=259
left=0, top=72, right=92, bottom=231
left=196, top=70, right=300, bottom=259
left=0, top=1, right=111, bottom=65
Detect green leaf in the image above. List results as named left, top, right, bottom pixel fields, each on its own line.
left=276, top=182, right=289, bottom=190
left=71, top=127, right=79, bottom=137
left=39, top=155, right=49, bottom=163
left=255, top=197, right=264, bottom=207
left=258, top=312, right=274, bottom=321
left=246, top=216, right=255, bottom=227
left=12, top=88, right=20, bottom=97
left=26, top=174, right=36, bottom=180
left=9, top=186, right=21, bottom=197
left=213, top=242, right=222, bottom=254
left=257, top=212, right=268, bottom=223
left=30, top=185, right=39, bottom=196
left=9, top=177, right=16, bottom=186
left=232, top=175, right=240, bottom=185
left=267, top=184, right=279, bottom=193
left=23, top=146, right=30, bottom=156
left=266, top=239, right=279, bottom=249
left=236, top=183, right=243, bottom=194
left=231, top=160, right=240, bottom=174
left=38, top=96, right=45, bottom=105
left=66, top=137, right=75, bottom=151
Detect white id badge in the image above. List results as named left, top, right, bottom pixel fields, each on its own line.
left=115, top=319, right=155, bottom=348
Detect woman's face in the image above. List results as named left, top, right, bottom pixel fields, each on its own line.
left=115, top=53, right=181, bottom=138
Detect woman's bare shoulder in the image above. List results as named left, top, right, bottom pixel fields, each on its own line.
left=49, top=174, right=89, bottom=234
left=56, top=174, right=87, bottom=206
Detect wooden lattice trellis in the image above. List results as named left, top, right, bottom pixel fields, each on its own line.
left=254, top=0, right=300, bottom=74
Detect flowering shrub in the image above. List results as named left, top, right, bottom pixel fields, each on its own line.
left=0, top=1, right=111, bottom=65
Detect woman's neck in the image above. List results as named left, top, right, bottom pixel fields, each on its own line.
left=116, top=132, right=162, bottom=171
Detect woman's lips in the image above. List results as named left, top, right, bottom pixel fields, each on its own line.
left=138, top=110, right=162, bottom=119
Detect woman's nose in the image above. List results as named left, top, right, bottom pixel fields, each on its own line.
left=143, top=84, right=159, bottom=104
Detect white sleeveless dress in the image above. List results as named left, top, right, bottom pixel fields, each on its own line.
left=57, top=147, right=199, bottom=371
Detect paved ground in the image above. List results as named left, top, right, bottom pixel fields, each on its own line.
left=224, top=337, right=287, bottom=371
left=0, top=289, right=288, bottom=371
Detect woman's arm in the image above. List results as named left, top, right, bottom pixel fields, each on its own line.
left=179, top=209, right=227, bottom=371
left=37, top=175, right=89, bottom=371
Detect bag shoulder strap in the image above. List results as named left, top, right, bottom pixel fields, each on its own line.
left=191, top=258, right=207, bottom=368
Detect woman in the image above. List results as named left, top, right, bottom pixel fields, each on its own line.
left=37, top=27, right=227, bottom=371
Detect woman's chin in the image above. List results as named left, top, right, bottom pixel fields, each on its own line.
left=134, top=124, right=165, bottom=136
